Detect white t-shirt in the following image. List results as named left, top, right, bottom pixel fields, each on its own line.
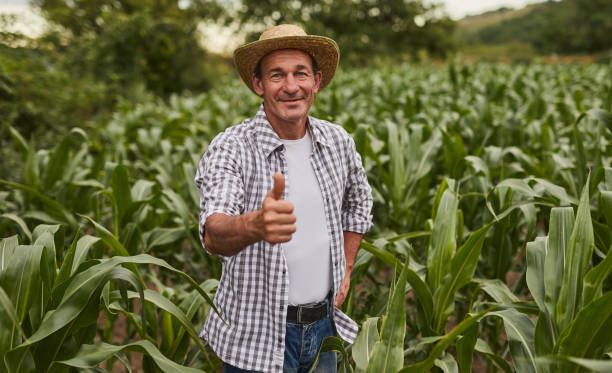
left=281, top=131, right=332, bottom=305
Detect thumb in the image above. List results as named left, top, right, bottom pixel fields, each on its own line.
left=270, top=172, right=285, bottom=200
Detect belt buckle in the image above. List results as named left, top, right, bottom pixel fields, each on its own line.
left=297, top=306, right=303, bottom=324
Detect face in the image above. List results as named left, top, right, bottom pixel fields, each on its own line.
left=252, top=49, right=322, bottom=136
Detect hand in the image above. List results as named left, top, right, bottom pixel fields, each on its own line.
left=334, top=271, right=351, bottom=307
left=260, top=172, right=296, bottom=243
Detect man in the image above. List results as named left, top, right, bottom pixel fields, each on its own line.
left=195, top=24, right=373, bottom=373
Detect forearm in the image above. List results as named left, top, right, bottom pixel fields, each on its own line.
left=204, top=211, right=264, bottom=257
left=343, top=231, right=363, bottom=273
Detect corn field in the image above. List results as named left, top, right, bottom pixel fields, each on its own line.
left=1, top=62, right=611, bottom=372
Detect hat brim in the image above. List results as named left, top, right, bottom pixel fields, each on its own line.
left=234, top=35, right=339, bottom=94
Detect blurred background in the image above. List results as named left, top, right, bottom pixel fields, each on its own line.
left=1, top=0, right=611, bottom=153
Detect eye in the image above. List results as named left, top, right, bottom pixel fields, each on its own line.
left=269, top=73, right=283, bottom=81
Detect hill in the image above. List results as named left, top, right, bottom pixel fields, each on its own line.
left=456, top=3, right=546, bottom=37
left=456, top=0, right=612, bottom=57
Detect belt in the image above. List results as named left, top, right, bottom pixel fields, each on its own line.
left=286, top=300, right=328, bottom=324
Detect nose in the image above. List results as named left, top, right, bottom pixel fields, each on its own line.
left=283, top=74, right=299, bottom=94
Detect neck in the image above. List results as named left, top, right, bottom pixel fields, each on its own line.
left=265, top=110, right=308, bottom=140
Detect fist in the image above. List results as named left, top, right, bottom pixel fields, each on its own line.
left=261, top=172, right=296, bottom=243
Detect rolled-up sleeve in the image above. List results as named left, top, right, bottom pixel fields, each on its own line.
left=341, top=136, right=373, bottom=234
left=194, top=133, right=244, bottom=252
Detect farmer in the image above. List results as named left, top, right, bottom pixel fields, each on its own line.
left=195, top=24, right=373, bottom=373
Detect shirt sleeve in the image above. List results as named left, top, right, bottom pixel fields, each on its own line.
left=341, top=135, right=373, bottom=234
left=194, top=133, right=245, bottom=253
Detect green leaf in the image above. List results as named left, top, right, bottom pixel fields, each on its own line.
left=556, top=178, right=594, bottom=332
left=434, top=353, right=458, bottom=373
left=0, top=214, right=32, bottom=243
left=398, top=307, right=497, bottom=373
left=534, top=311, right=554, bottom=355
left=427, top=187, right=458, bottom=292
left=405, top=266, right=434, bottom=331
left=0, top=235, right=19, bottom=272
left=556, top=291, right=612, bottom=366
left=474, top=278, right=519, bottom=304
left=456, top=324, right=478, bottom=373
left=109, top=289, right=209, bottom=356
left=526, top=237, right=547, bottom=312
left=352, top=317, right=379, bottom=371
left=0, top=180, right=77, bottom=228
left=0, top=285, right=28, bottom=359
left=366, top=262, right=408, bottom=373
left=0, top=244, right=44, bottom=322
left=110, top=165, right=133, bottom=226
left=42, top=134, right=72, bottom=191
left=360, top=241, right=401, bottom=268
left=143, top=228, right=185, bottom=251
left=582, top=244, right=612, bottom=306
left=310, top=336, right=352, bottom=373
left=545, top=207, right=574, bottom=320
left=537, top=355, right=612, bottom=373
left=55, top=340, right=204, bottom=373
left=432, top=225, right=489, bottom=333
left=600, top=191, right=612, bottom=232
left=474, top=339, right=512, bottom=373
left=489, top=309, right=537, bottom=373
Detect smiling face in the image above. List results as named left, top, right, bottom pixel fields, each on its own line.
left=252, top=49, right=322, bottom=139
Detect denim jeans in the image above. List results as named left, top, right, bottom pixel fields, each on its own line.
left=223, top=316, right=337, bottom=373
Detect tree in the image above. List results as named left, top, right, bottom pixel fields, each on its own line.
left=34, top=0, right=226, bottom=96
left=231, top=0, right=456, bottom=65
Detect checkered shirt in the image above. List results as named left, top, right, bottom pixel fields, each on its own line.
left=194, top=104, right=373, bottom=372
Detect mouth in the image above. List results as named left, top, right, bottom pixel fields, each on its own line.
left=278, top=97, right=304, bottom=103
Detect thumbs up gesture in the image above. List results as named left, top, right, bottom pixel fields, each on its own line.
left=260, top=172, right=296, bottom=243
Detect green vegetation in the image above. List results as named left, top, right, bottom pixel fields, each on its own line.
left=459, top=0, right=612, bottom=57
left=1, top=62, right=611, bottom=371
left=1, top=0, right=612, bottom=371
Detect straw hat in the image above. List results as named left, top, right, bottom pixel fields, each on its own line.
left=234, top=24, right=339, bottom=93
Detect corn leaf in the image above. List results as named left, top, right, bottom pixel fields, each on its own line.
left=582, top=244, right=612, bottom=306
left=489, top=309, right=537, bottom=373
left=434, top=352, right=458, bottom=373
left=352, top=317, right=379, bottom=372
left=474, top=339, right=513, bottom=373
left=456, top=324, right=478, bottom=373
left=0, top=214, right=32, bottom=243
left=54, top=340, right=204, bottom=373
left=365, top=261, right=408, bottom=373
left=432, top=225, right=489, bottom=333
left=398, top=307, right=496, bottom=373
left=545, top=207, right=574, bottom=320
left=427, top=188, right=458, bottom=292
left=556, top=178, right=594, bottom=332
left=556, top=291, right=612, bottom=367
left=526, top=237, right=547, bottom=312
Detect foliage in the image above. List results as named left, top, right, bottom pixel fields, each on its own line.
left=463, top=0, right=612, bottom=54
left=1, top=62, right=611, bottom=371
left=231, top=0, right=456, bottom=64
left=34, top=0, right=226, bottom=96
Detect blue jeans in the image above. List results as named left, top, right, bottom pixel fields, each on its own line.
left=223, top=316, right=337, bottom=373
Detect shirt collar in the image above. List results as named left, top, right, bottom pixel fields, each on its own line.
left=254, top=103, right=329, bottom=158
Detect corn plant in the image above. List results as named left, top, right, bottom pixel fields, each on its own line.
left=0, top=222, right=218, bottom=372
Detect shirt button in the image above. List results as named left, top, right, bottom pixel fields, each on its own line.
left=334, top=261, right=338, bottom=267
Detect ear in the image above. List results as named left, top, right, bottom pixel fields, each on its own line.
left=252, top=74, right=264, bottom=97
left=313, top=70, right=322, bottom=94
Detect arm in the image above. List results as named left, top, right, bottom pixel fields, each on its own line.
left=204, top=172, right=296, bottom=257
left=335, top=135, right=373, bottom=307
left=334, top=231, right=363, bottom=307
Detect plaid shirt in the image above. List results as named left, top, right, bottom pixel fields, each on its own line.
left=195, top=104, right=373, bottom=372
